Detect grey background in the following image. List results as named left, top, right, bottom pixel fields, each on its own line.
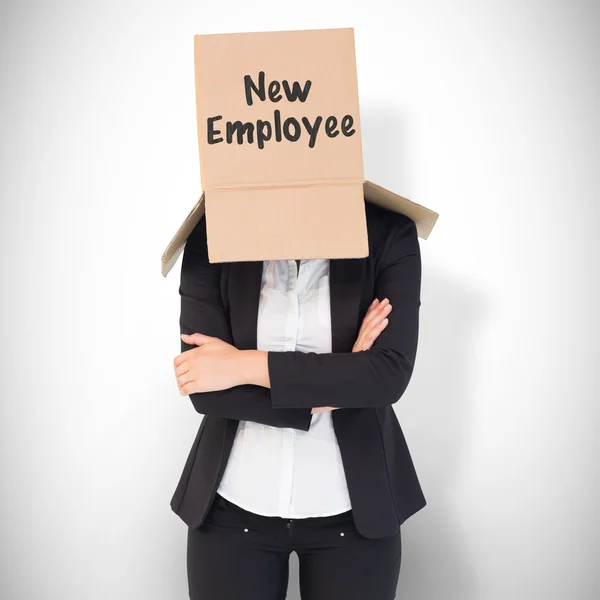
left=1, top=1, right=598, bottom=599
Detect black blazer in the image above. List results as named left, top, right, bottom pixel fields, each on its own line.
left=170, top=200, right=427, bottom=539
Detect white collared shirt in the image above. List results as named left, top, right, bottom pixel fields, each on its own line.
left=216, top=258, right=353, bottom=518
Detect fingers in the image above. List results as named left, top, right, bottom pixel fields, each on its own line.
left=174, top=357, right=194, bottom=395
left=363, top=317, right=389, bottom=350
left=173, top=349, right=194, bottom=369
left=181, top=333, right=209, bottom=346
left=174, top=360, right=191, bottom=377
left=354, top=298, right=392, bottom=352
left=179, top=380, right=198, bottom=397
left=174, top=349, right=193, bottom=395
left=176, top=371, right=196, bottom=395
left=354, top=318, right=389, bottom=352
left=174, top=333, right=210, bottom=368
left=359, top=298, right=392, bottom=333
left=359, top=299, right=380, bottom=331
left=174, top=335, right=213, bottom=394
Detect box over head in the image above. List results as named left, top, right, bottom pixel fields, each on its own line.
left=195, top=27, right=368, bottom=263
left=161, top=27, right=439, bottom=276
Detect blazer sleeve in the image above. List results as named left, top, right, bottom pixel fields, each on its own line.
left=268, top=213, right=422, bottom=410
left=179, top=217, right=313, bottom=431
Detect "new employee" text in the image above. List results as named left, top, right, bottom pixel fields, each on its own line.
left=206, top=71, right=356, bottom=150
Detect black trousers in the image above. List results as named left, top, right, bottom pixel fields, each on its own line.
left=187, top=493, right=402, bottom=600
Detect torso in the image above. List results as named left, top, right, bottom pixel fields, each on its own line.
left=216, top=257, right=353, bottom=518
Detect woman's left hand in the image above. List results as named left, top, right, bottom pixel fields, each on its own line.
left=175, top=333, right=242, bottom=395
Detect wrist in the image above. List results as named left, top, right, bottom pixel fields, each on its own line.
left=237, top=349, right=270, bottom=387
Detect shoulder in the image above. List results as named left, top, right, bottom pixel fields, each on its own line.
left=364, top=200, right=419, bottom=266
left=188, top=213, right=209, bottom=248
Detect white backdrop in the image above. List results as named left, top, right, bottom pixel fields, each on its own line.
left=1, top=1, right=598, bottom=599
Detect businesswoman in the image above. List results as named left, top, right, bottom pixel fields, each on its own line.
left=172, top=200, right=426, bottom=600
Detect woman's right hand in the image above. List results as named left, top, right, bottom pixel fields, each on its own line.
left=311, top=297, right=393, bottom=414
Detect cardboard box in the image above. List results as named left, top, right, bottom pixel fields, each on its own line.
left=161, top=27, right=439, bottom=277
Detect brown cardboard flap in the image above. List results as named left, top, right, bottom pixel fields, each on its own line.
left=363, top=180, right=439, bottom=240
left=205, top=183, right=368, bottom=263
left=160, top=181, right=439, bottom=277
left=160, top=194, right=205, bottom=278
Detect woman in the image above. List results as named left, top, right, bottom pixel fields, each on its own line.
left=172, top=200, right=426, bottom=600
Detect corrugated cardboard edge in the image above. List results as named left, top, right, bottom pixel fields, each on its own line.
left=160, top=193, right=205, bottom=278
left=160, top=182, right=439, bottom=277
left=363, top=180, right=439, bottom=240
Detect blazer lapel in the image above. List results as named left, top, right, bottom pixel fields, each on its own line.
left=329, top=257, right=367, bottom=352
left=227, top=261, right=263, bottom=351
left=228, top=257, right=367, bottom=354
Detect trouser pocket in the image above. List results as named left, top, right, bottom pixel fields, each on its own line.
left=202, top=494, right=263, bottom=535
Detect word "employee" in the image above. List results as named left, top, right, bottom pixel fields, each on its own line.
left=207, top=110, right=356, bottom=150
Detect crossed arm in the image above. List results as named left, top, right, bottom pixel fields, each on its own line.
left=177, top=213, right=422, bottom=430
left=178, top=217, right=314, bottom=431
